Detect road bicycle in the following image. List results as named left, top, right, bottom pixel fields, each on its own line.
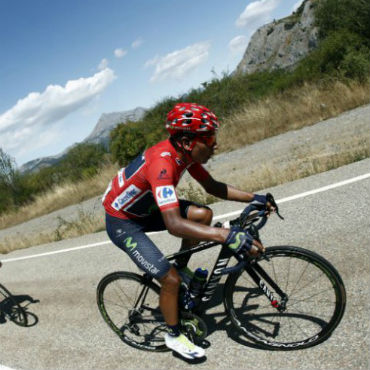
left=97, top=194, right=346, bottom=351
left=0, top=262, right=28, bottom=326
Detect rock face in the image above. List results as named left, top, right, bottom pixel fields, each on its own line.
left=235, top=0, right=319, bottom=75
left=83, top=107, right=146, bottom=148
left=20, top=106, right=146, bottom=173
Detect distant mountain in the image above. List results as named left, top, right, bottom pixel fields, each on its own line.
left=235, top=0, right=318, bottom=75
left=83, top=107, right=146, bottom=148
left=20, top=106, right=146, bottom=173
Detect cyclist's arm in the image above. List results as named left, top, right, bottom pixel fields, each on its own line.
left=198, top=174, right=254, bottom=202
left=161, top=207, right=263, bottom=252
left=161, top=206, right=229, bottom=243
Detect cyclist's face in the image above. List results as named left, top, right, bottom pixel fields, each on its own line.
left=191, top=135, right=218, bottom=164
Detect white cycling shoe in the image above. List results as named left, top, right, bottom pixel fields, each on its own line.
left=165, top=333, right=205, bottom=359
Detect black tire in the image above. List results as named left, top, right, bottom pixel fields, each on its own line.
left=224, top=246, right=346, bottom=350
left=97, top=271, right=168, bottom=352
left=0, top=283, right=28, bottom=327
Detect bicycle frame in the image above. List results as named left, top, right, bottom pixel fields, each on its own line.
left=165, top=240, right=288, bottom=313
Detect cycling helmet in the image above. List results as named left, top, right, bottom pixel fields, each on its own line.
left=166, top=103, right=219, bottom=137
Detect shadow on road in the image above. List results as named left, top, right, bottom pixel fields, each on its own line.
left=198, top=283, right=268, bottom=351
left=0, top=292, right=40, bottom=327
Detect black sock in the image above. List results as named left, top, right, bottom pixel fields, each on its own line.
left=167, top=324, right=181, bottom=337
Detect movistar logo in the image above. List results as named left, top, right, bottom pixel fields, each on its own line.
left=229, top=232, right=243, bottom=250
left=124, top=237, right=137, bottom=250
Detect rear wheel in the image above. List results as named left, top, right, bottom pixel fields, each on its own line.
left=224, top=246, right=346, bottom=350
left=0, top=283, right=28, bottom=327
left=97, top=271, right=168, bottom=352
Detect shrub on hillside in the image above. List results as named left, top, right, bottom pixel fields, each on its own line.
left=58, top=142, right=108, bottom=182
left=110, top=121, right=147, bottom=166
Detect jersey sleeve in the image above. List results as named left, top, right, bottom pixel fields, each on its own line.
left=187, top=162, right=211, bottom=182
left=147, top=158, right=180, bottom=212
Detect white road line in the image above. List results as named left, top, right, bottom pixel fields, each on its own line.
left=1, top=172, right=369, bottom=264
left=212, top=172, right=370, bottom=221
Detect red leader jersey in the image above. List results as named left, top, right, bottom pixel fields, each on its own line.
left=102, top=139, right=210, bottom=219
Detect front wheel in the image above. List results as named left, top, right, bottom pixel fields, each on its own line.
left=224, top=246, right=346, bottom=350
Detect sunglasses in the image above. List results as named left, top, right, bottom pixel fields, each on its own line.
left=196, top=135, right=217, bottom=148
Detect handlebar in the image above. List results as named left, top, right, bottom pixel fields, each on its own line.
left=235, top=192, right=284, bottom=230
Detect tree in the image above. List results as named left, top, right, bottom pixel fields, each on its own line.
left=0, top=148, right=17, bottom=213
left=0, top=148, right=16, bottom=188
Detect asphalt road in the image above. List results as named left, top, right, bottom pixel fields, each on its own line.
left=0, top=159, right=369, bottom=370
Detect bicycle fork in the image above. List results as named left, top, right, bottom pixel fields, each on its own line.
left=245, top=262, right=288, bottom=312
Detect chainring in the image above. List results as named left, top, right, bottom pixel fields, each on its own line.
left=179, top=311, right=208, bottom=343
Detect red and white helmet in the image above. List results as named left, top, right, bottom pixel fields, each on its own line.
left=166, top=103, right=219, bottom=137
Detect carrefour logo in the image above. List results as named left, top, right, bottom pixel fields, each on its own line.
left=155, top=185, right=177, bottom=207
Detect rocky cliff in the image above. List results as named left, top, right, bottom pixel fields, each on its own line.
left=235, top=0, right=319, bottom=75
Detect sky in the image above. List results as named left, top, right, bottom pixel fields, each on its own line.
left=0, top=0, right=304, bottom=167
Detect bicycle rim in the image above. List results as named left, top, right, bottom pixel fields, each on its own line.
left=0, top=284, right=28, bottom=327
left=225, top=246, right=346, bottom=350
left=97, top=272, right=168, bottom=352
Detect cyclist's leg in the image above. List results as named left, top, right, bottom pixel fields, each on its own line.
left=105, top=213, right=180, bottom=326
left=174, top=200, right=213, bottom=270
left=105, top=212, right=205, bottom=358
left=105, top=213, right=171, bottom=280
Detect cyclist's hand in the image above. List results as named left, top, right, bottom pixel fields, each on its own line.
left=248, top=238, right=266, bottom=257
left=252, top=193, right=275, bottom=215
left=224, top=227, right=258, bottom=255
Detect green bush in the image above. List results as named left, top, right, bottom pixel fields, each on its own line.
left=340, top=46, right=370, bottom=82
left=316, top=0, right=370, bottom=45
left=58, top=142, right=108, bottom=182
left=110, top=121, right=147, bottom=166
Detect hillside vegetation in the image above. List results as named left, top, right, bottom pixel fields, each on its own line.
left=0, top=0, right=369, bottom=230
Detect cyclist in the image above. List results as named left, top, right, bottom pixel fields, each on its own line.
left=103, top=102, right=270, bottom=359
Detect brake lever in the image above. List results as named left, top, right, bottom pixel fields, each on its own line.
left=276, top=209, right=284, bottom=220
left=266, top=192, right=284, bottom=220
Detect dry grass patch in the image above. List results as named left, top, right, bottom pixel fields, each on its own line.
left=0, top=163, right=118, bottom=230
left=178, top=136, right=369, bottom=204
left=0, top=207, right=105, bottom=254
left=218, top=80, right=369, bottom=151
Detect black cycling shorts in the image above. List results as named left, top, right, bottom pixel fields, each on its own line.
left=105, top=200, right=209, bottom=279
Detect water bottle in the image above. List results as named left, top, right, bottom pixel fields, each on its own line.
left=189, top=268, right=208, bottom=299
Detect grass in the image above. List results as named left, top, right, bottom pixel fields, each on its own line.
left=177, top=136, right=369, bottom=205
left=0, top=163, right=118, bottom=230
left=217, top=80, right=369, bottom=152
left=0, top=207, right=105, bottom=254
left=0, top=79, right=369, bottom=254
